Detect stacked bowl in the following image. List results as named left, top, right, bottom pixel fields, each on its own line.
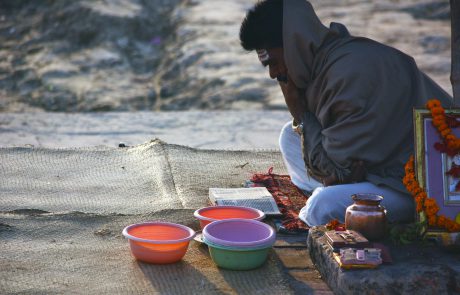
left=194, top=205, right=265, bottom=229
left=122, top=221, right=195, bottom=264
left=122, top=205, right=276, bottom=269
left=202, top=218, right=276, bottom=270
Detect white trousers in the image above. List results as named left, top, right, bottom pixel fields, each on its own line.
left=279, top=121, right=415, bottom=226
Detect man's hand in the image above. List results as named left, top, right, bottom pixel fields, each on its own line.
left=346, top=160, right=367, bottom=183
left=278, top=75, right=306, bottom=123
left=321, top=160, right=366, bottom=187
left=321, top=174, right=338, bottom=187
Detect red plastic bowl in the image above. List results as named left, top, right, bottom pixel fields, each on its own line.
left=193, top=205, right=265, bottom=229
left=122, top=221, right=195, bottom=264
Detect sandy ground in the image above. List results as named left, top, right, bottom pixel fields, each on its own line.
left=0, top=111, right=292, bottom=149
left=0, top=0, right=453, bottom=113
left=0, top=0, right=454, bottom=149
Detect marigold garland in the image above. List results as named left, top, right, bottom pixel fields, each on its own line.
left=402, top=99, right=460, bottom=233
left=326, top=219, right=345, bottom=231
left=426, top=99, right=460, bottom=153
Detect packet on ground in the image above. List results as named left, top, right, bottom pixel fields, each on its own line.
left=208, top=187, right=282, bottom=215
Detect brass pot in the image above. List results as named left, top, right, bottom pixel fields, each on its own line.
left=345, top=193, right=387, bottom=241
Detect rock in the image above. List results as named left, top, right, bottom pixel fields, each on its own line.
left=307, top=226, right=460, bottom=295
left=93, top=228, right=112, bottom=237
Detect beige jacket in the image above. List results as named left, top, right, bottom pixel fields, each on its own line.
left=283, top=0, right=453, bottom=192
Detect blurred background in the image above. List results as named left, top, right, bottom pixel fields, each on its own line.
left=0, top=0, right=453, bottom=147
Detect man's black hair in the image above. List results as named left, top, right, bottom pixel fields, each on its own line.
left=239, top=0, right=283, bottom=51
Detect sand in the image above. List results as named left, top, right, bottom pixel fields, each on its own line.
left=0, top=0, right=453, bottom=113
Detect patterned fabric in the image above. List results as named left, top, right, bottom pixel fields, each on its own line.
left=249, top=167, right=310, bottom=232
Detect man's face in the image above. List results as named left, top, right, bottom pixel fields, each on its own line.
left=256, top=47, right=288, bottom=83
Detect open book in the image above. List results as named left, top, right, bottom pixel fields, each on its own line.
left=208, top=187, right=281, bottom=216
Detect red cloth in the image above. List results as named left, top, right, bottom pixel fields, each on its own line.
left=250, top=167, right=309, bottom=231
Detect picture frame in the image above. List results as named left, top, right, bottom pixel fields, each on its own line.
left=413, top=108, right=460, bottom=234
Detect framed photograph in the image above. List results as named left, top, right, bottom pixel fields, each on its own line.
left=414, top=109, right=460, bottom=233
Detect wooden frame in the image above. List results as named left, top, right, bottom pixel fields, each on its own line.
left=414, top=109, right=460, bottom=232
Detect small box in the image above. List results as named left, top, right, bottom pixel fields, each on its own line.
left=325, top=230, right=369, bottom=251
left=334, top=248, right=382, bottom=269
left=340, top=248, right=382, bottom=265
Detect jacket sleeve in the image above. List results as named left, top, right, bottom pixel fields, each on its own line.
left=301, top=111, right=351, bottom=183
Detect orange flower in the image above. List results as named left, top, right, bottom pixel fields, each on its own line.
left=413, top=187, right=423, bottom=195
left=447, top=142, right=457, bottom=150
left=432, top=117, right=445, bottom=127
left=415, top=196, right=424, bottom=212
left=414, top=191, right=427, bottom=200
left=424, top=198, right=439, bottom=216
left=445, top=220, right=460, bottom=232
left=428, top=215, right=437, bottom=226
left=408, top=184, right=419, bottom=194
left=437, top=123, right=449, bottom=132
left=446, top=134, right=456, bottom=142
left=426, top=99, right=441, bottom=109
left=326, top=219, right=345, bottom=231
left=401, top=100, right=460, bottom=233
left=431, top=107, right=445, bottom=115
left=441, top=128, right=452, bottom=137
left=451, top=223, right=460, bottom=232
left=404, top=167, right=414, bottom=175
left=437, top=215, right=447, bottom=227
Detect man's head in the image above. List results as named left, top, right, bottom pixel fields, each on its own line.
left=240, top=0, right=287, bottom=83
left=239, top=0, right=283, bottom=51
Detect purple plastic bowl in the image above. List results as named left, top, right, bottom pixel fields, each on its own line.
left=202, top=218, right=276, bottom=248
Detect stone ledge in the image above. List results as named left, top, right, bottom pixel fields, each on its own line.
left=272, top=232, right=333, bottom=294
left=307, top=226, right=460, bottom=295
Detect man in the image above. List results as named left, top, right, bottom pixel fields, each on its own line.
left=239, top=0, right=453, bottom=226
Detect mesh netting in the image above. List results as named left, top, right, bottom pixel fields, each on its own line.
left=0, top=139, right=294, bottom=294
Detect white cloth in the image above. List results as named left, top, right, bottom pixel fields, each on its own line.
left=279, top=121, right=415, bottom=226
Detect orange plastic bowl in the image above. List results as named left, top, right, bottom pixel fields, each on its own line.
left=194, top=205, right=265, bottom=229
left=122, top=221, right=195, bottom=264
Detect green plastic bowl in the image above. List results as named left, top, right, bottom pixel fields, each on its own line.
left=207, top=242, right=271, bottom=270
